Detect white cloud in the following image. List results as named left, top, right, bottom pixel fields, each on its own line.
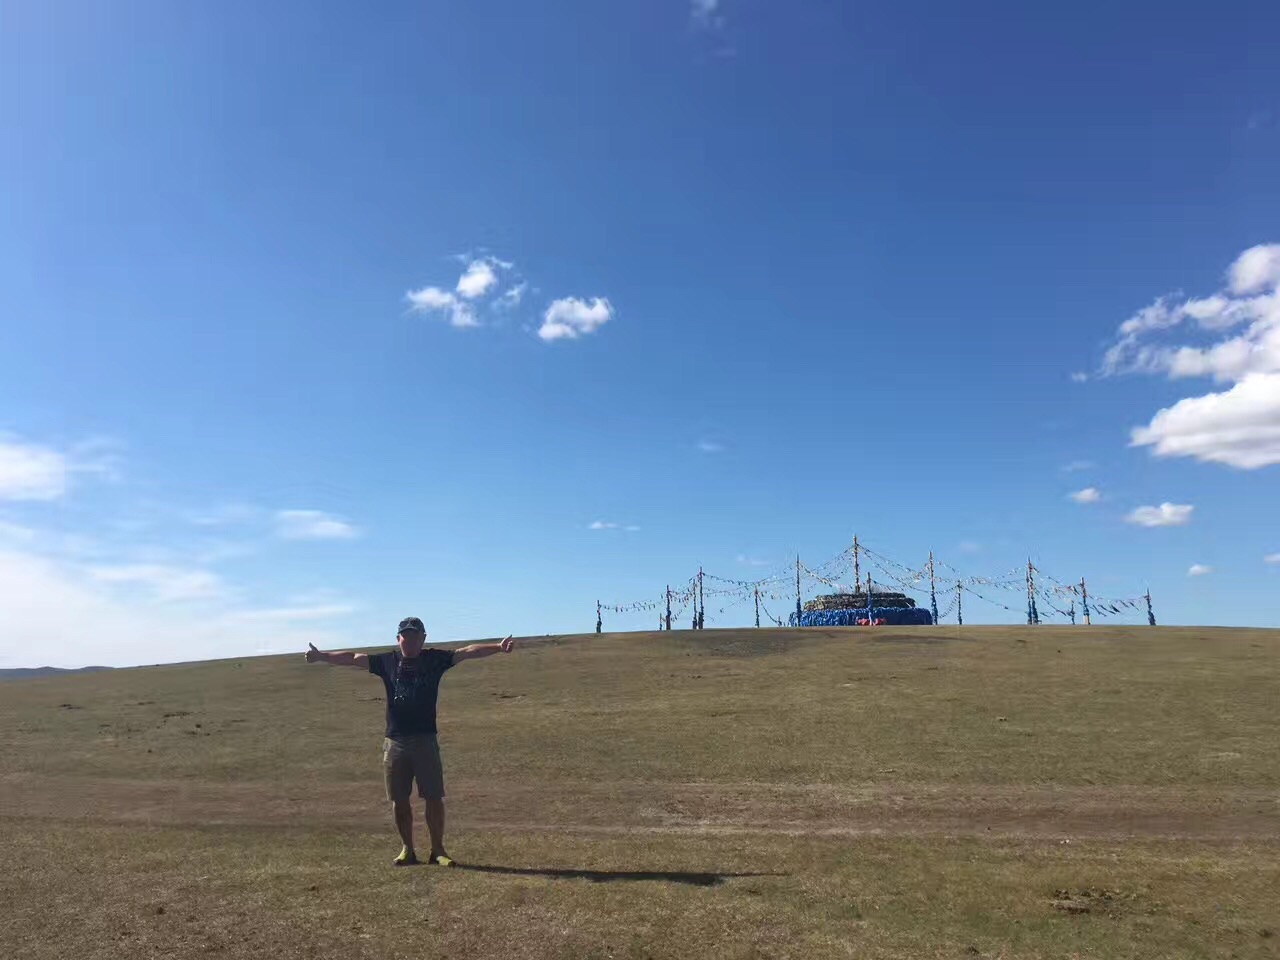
left=1265, top=553, right=1280, bottom=565
left=1068, top=487, right=1102, bottom=504
left=1187, top=564, right=1213, bottom=576
left=456, top=259, right=499, bottom=300
left=957, top=541, right=983, bottom=554
left=406, top=286, right=453, bottom=310
left=1129, top=372, right=1280, bottom=469
left=275, top=510, right=359, bottom=541
left=406, top=286, right=479, bottom=329
left=408, top=255, right=515, bottom=327
left=1125, top=503, right=1194, bottom=527
left=87, top=563, right=224, bottom=602
left=0, top=437, right=68, bottom=500
left=1229, top=244, right=1280, bottom=295
left=538, top=297, right=613, bottom=341
left=1070, top=371, right=1090, bottom=383
left=736, top=554, right=770, bottom=567
left=1061, top=460, right=1096, bottom=472
left=697, top=440, right=725, bottom=453
left=1100, top=243, right=1280, bottom=469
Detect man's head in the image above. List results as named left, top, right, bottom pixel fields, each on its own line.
left=396, top=617, right=426, bottom=657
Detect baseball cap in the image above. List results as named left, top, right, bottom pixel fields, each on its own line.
left=397, top=616, right=425, bottom=635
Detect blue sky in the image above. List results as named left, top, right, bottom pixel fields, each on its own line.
left=2, top=0, right=1278, bottom=667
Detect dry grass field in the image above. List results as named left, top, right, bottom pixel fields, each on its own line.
left=3, top=624, right=1278, bottom=959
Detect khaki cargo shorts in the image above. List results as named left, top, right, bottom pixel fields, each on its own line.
left=382, top=734, right=445, bottom=803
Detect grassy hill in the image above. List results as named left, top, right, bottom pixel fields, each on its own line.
left=4, top=625, right=1278, bottom=959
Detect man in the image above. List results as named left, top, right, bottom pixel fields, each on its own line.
left=305, top=617, right=516, bottom=867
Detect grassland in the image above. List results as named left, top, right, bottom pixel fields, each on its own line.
left=3, top=625, right=1278, bottom=958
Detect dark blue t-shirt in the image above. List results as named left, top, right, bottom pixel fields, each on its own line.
left=368, top=648, right=455, bottom=739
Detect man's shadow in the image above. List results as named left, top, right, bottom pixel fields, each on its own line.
left=457, top=864, right=783, bottom=888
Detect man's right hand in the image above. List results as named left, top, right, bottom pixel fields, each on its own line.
left=305, top=643, right=324, bottom=664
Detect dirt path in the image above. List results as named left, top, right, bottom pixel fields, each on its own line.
left=4, top=773, right=1277, bottom=841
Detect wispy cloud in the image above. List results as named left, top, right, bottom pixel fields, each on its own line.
left=589, top=520, right=638, bottom=532
left=0, top=519, right=39, bottom=544
left=1264, top=553, right=1280, bottom=565
left=68, top=437, right=125, bottom=483
left=1098, top=243, right=1280, bottom=469
left=1, top=545, right=350, bottom=668
left=191, top=539, right=259, bottom=565
left=1187, top=563, right=1213, bottom=576
left=496, top=282, right=527, bottom=309
left=539, top=297, right=613, bottom=341
left=0, top=434, right=123, bottom=501
left=697, top=440, right=725, bottom=454
left=87, top=563, right=224, bottom=603
left=957, top=541, right=983, bottom=555
left=691, top=0, right=725, bottom=29
left=188, top=503, right=259, bottom=526
left=1069, top=371, right=1090, bottom=383
left=736, top=554, right=769, bottom=567
left=0, top=434, right=363, bottom=668
left=0, top=436, right=67, bottom=501
left=230, top=603, right=356, bottom=622
left=1125, top=503, right=1194, bottom=527
left=275, top=510, right=359, bottom=541
left=1061, top=460, right=1096, bottom=473
left=1068, top=487, right=1102, bottom=504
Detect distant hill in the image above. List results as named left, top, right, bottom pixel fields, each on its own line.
left=0, top=665, right=114, bottom=681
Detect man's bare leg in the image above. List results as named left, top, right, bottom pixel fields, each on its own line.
left=392, top=800, right=418, bottom=865
left=424, top=797, right=452, bottom=865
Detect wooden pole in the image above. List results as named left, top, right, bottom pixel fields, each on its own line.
left=1080, top=578, right=1091, bottom=625
left=596, top=601, right=602, bottom=634
left=852, top=535, right=860, bottom=589
left=665, top=585, right=672, bottom=632
left=956, top=582, right=963, bottom=626
left=1145, top=589, right=1156, bottom=627
left=754, top=586, right=761, bottom=628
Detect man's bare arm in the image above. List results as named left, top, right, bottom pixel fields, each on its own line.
left=451, top=635, right=516, bottom=665
left=305, top=643, right=369, bottom=668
